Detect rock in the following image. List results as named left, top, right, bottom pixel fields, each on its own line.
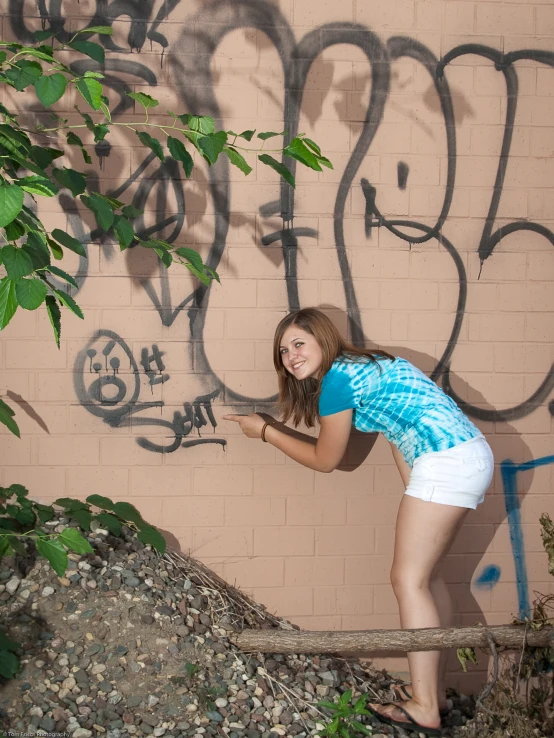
left=73, top=730, right=93, bottom=738
left=41, top=586, right=55, bottom=597
left=6, top=576, right=21, bottom=595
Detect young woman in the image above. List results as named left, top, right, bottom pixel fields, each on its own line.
left=223, top=307, right=494, bottom=736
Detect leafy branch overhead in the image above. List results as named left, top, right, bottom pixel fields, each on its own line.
left=0, top=24, right=331, bottom=437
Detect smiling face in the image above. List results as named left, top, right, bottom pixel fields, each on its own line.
left=279, top=325, right=324, bottom=380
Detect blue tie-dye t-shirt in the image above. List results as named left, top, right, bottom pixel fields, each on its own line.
left=319, top=355, right=481, bottom=466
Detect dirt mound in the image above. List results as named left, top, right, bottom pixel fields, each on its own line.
left=0, top=517, right=473, bottom=737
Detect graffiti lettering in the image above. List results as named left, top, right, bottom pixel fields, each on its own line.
left=74, top=330, right=225, bottom=453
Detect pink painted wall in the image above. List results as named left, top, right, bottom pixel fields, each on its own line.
left=2, top=0, right=554, bottom=690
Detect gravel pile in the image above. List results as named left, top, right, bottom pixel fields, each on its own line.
left=0, top=517, right=474, bottom=737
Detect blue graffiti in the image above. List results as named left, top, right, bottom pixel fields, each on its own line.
left=501, top=454, right=554, bottom=619
left=474, top=564, right=501, bottom=590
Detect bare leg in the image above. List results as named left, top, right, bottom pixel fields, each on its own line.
left=396, top=575, right=451, bottom=709
left=371, top=495, right=468, bottom=729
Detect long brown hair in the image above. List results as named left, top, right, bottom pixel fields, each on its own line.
left=273, top=308, right=395, bottom=427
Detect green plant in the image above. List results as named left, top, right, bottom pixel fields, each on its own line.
left=0, top=24, right=331, bottom=435
left=0, top=485, right=166, bottom=570
left=317, top=689, right=373, bottom=737
left=0, top=485, right=167, bottom=680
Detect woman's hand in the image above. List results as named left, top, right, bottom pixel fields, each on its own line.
left=222, top=413, right=267, bottom=438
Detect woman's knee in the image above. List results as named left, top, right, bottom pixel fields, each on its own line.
left=390, top=562, right=430, bottom=596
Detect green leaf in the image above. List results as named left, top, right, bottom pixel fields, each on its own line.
left=328, top=717, right=340, bottom=735
left=0, top=398, right=19, bottom=437
left=0, top=631, right=19, bottom=653
left=45, top=266, right=78, bottom=289
left=12, top=505, right=35, bottom=527
left=283, top=137, right=322, bottom=171
left=112, top=501, right=145, bottom=526
left=198, top=131, right=227, bottom=165
left=2, top=246, right=33, bottom=279
left=93, top=512, right=121, bottom=536
left=70, top=508, right=93, bottom=531
left=121, top=204, right=143, bottom=218
left=228, top=129, right=255, bottom=142
left=317, top=701, right=339, bottom=711
left=127, top=91, right=159, bottom=109
left=353, top=696, right=367, bottom=712
left=54, top=497, right=89, bottom=511
left=0, top=650, right=19, bottom=679
left=0, top=277, right=18, bottom=329
left=45, top=294, right=61, bottom=347
left=53, top=289, right=84, bottom=319
left=17, top=176, right=59, bottom=197
left=47, top=238, right=64, bottom=260
left=223, top=146, right=252, bottom=175
left=36, top=536, right=68, bottom=576
left=78, top=25, right=114, bottom=35
left=340, top=690, right=352, bottom=706
left=5, top=60, right=42, bottom=91
left=113, top=216, right=135, bottom=249
left=0, top=518, right=20, bottom=533
left=15, top=278, right=48, bottom=310
left=202, top=264, right=220, bottom=284
left=0, top=185, right=24, bottom=228
left=51, top=228, right=86, bottom=257
left=70, top=40, right=104, bottom=64
left=257, top=131, right=285, bottom=140
left=52, top=168, right=87, bottom=197
left=258, top=154, right=295, bottom=188
left=17, top=47, right=54, bottom=61
left=81, top=193, right=114, bottom=231
left=34, top=73, right=67, bottom=107
left=4, top=220, right=25, bottom=241
left=35, top=503, right=54, bottom=524
left=186, top=115, right=215, bottom=135
left=0, top=123, right=31, bottom=152
left=137, top=525, right=166, bottom=553
left=0, top=536, right=11, bottom=558
left=34, top=30, right=56, bottom=42
left=86, top=494, right=116, bottom=512
left=350, top=721, right=371, bottom=735
left=156, top=248, right=173, bottom=268
left=174, top=247, right=204, bottom=272
left=29, top=145, right=64, bottom=169
left=66, top=132, right=92, bottom=164
left=302, top=137, right=322, bottom=156
left=167, top=136, right=193, bottom=178
left=183, top=262, right=210, bottom=286
left=137, top=131, right=165, bottom=162
left=97, top=193, right=124, bottom=209
left=76, top=77, right=103, bottom=110
left=91, top=123, right=109, bottom=143
left=59, top=527, right=94, bottom=554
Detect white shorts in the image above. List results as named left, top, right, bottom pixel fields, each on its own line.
left=405, top=435, right=494, bottom=509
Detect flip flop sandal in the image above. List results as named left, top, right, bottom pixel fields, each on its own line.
left=393, top=684, right=450, bottom=718
left=367, top=702, right=442, bottom=737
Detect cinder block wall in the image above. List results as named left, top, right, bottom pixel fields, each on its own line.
left=2, top=0, right=554, bottom=690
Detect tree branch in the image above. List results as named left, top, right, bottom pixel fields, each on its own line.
left=231, top=624, right=554, bottom=654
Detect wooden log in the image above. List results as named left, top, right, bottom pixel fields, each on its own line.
left=232, top=625, right=554, bottom=654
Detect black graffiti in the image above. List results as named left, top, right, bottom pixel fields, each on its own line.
left=140, top=344, right=169, bottom=386
left=169, top=0, right=554, bottom=421
left=8, top=0, right=554, bottom=422
left=74, top=330, right=225, bottom=453
left=8, top=0, right=179, bottom=51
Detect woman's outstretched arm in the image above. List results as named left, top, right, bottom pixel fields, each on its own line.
left=223, top=410, right=353, bottom=473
